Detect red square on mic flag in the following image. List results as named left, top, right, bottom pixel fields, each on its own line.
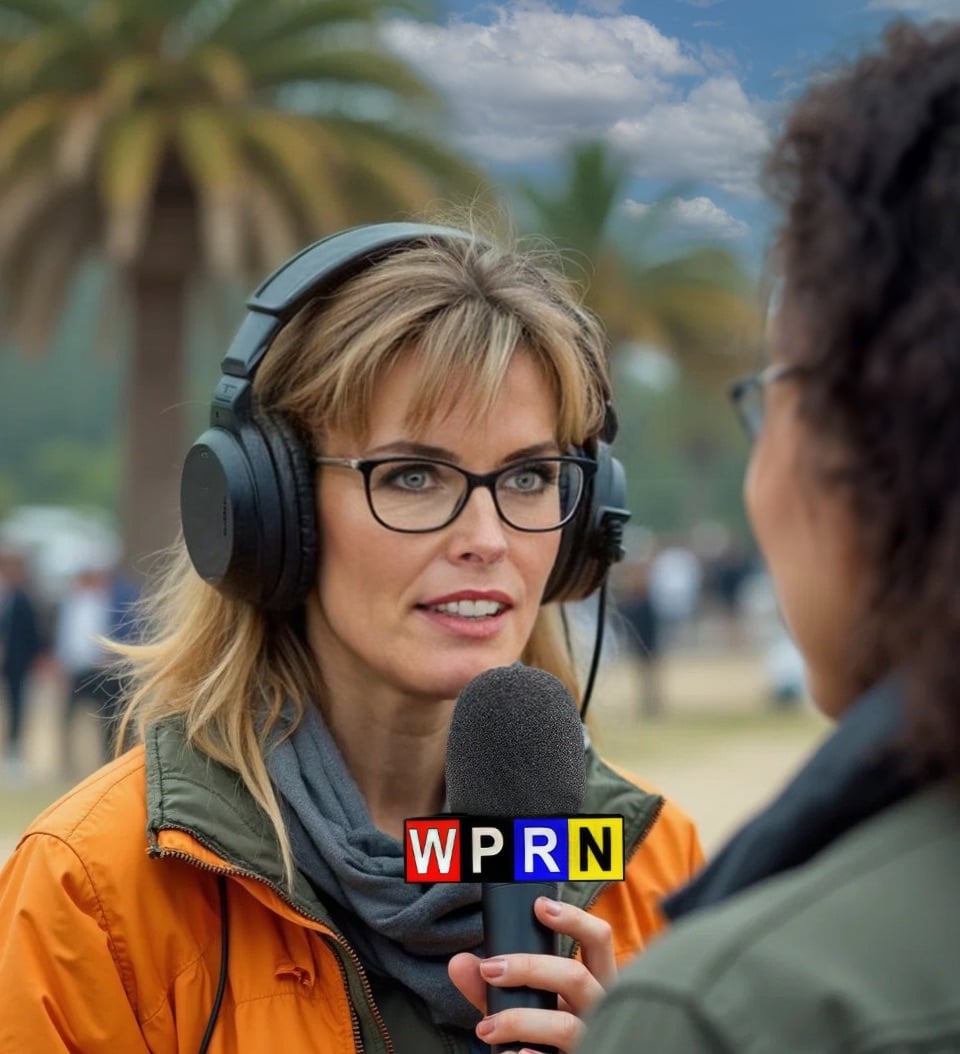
left=404, top=819, right=461, bottom=882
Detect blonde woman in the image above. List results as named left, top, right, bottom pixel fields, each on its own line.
left=0, top=223, right=703, bottom=1054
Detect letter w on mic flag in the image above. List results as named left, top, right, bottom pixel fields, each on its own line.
left=404, top=815, right=625, bottom=883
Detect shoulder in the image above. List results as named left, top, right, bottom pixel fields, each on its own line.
left=7, top=745, right=215, bottom=942
left=581, top=750, right=704, bottom=959
left=592, top=782, right=960, bottom=1052
left=588, top=752, right=703, bottom=878
left=22, top=747, right=149, bottom=853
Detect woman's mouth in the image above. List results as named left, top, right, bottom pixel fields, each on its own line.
left=425, top=599, right=507, bottom=619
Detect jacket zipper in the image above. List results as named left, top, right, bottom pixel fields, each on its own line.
left=566, top=795, right=665, bottom=962
left=150, top=829, right=395, bottom=1054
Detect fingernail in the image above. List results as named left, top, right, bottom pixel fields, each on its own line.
left=540, top=896, right=562, bottom=916
left=480, top=957, right=507, bottom=978
left=477, top=1017, right=495, bottom=1037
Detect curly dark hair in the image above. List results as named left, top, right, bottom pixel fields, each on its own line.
left=764, top=19, right=960, bottom=770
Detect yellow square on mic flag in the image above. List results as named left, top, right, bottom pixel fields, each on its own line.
left=568, top=817, right=625, bottom=880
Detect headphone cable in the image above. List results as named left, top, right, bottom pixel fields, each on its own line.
left=579, top=575, right=609, bottom=722
left=198, top=874, right=230, bottom=1054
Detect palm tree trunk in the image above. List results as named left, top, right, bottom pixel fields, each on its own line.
left=118, top=269, right=188, bottom=578
left=119, top=156, right=199, bottom=581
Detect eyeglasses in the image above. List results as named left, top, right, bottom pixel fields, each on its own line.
left=728, top=362, right=804, bottom=440
left=314, top=455, right=597, bottom=533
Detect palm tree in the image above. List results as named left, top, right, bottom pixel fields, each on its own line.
left=516, top=140, right=759, bottom=386
left=0, top=0, right=488, bottom=574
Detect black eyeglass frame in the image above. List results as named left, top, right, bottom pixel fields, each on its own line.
left=728, top=362, right=805, bottom=439
left=313, top=454, right=598, bottom=534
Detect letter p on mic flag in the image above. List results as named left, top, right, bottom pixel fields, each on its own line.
left=403, top=815, right=625, bottom=882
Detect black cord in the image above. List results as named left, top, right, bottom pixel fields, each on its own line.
left=579, top=576, right=608, bottom=722
left=198, top=874, right=230, bottom=1054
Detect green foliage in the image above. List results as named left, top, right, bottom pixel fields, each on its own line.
left=515, top=140, right=761, bottom=385
left=0, top=0, right=490, bottom=351
left=612, top=357, right=753, bottom=539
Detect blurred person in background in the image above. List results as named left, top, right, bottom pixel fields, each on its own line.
left=53, top=554, right=139, bottom=772
left=581, top=19, right=960, bottom=1054
left=0, top=547, right=43, bottom=779
left=647, top=537, right=703, bottom=650
left=0, top=223, right=703, bottom=1053
left=613, top=553, right=664, bottom=717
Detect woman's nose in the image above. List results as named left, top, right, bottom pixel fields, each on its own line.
left=448, top=486, right=509, bottom=562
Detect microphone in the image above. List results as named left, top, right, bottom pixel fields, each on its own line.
left=446, top=664, right=587, bottom=1054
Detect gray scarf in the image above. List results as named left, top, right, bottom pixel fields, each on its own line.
left=265, top=704, right=483, bottom=1029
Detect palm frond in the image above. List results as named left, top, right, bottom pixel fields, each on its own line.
left=202, top=0, right=431, bottom=51
left=98, top=108, right=168, bottom=260
left=2, top=18, right=96, bottom=95
left=246, top=46, right=437, bottom=102
left=57, top=96, right=106, bottom=180
left=238, top=110, right=352, bottom=233
left=175, top=107, right=245, bottom=271
left=1, top=184, right=98, bottom=353
left=0, top=0, right=72, bottom=33
left=0, top=166, right=61, bottom=259
left=321, top=114, right=490, bottom=199
left=0, top=93, right=60, bottom=172
left=185, top=43, right=249, bottom=103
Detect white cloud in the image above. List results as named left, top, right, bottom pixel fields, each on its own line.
left=623, top=195, right=751, bottom=240
left=610, top=77, right=770, bottom=196
left=384, top=3, right=769, bottom=196
left=866, top=0, right=960, bottom=15
left=580, top=0, right=627, bottom=12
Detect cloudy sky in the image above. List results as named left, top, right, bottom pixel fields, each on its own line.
left=384, top=0, right=960, bottom=269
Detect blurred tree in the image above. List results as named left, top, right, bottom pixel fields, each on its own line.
left=0, top=0, right=488, bottom=575
left=516, top=140, right=760, bottom=387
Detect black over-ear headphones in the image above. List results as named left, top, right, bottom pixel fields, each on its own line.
left=180, top=222, right=630, bottom=611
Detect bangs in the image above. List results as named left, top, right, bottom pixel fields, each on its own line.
left=258, top=237, right=609, bottom=454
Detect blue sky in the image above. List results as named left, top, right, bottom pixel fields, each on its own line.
left=383, top=0, right=960, bottom=270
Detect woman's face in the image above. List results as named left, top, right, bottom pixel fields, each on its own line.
left=744, top=325, right=865, bottom=718
left=306, top=349, right=564, bottom=707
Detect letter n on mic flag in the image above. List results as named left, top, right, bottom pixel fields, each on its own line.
left=404, top=815, right=625, bottom=882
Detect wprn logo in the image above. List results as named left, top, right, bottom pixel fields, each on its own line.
left=404, top=815, right=625, bottom=883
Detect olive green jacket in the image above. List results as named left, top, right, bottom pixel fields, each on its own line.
left=582, top=778, right=960, bottom=1054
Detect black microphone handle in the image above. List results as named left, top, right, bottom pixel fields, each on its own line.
left=481, top=879, right=559, bottom=1054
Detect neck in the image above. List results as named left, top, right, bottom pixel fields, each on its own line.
left=319, top=688, right=453, bottom=840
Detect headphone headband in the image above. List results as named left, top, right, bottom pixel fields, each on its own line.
left=222, top=224, right=475, bottom=381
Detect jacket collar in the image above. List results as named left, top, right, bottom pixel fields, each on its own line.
left=144, top=716, right=664, bottom=917
left=664, top=674, right=922, bottom=921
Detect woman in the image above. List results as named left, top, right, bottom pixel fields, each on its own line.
left=581, top=20, right=960, bottom=1054
left=0, top=222, right=703, bottom=1053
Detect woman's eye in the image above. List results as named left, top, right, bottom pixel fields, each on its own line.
left=503, top=464, right=555, bottom=493
left=382, top=464, right=436, bottom=490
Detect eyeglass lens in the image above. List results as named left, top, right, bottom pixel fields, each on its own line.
left=367, top=459, right=585, bottom=531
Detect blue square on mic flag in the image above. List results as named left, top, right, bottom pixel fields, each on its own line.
left=514, top=818, right=569, bottom=881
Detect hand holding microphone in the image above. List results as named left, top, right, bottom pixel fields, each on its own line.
left=443, top=665, right=619, bottom=1054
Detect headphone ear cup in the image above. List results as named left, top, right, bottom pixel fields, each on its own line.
left=257, top=413, right=318, bottom=610
left=541, top=444, right=629, bottom=604
left=180, top=421, right=284, bottom=605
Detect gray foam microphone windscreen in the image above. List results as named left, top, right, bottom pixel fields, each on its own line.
left=445, top=664, right=586, bottom=816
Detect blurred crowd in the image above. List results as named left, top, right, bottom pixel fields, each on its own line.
left=609, top=523, right=807, bottom=716
left=0, top=525, right=138, bottom=784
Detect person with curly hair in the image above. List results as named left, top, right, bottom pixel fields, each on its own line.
left=579, top=19, right=960, bottom=1054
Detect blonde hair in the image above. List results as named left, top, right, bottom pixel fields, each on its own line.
left=114, top=225, right=612, bottom=886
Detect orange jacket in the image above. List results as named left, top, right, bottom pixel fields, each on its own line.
left=0, top=720, right=703, bottom=1053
